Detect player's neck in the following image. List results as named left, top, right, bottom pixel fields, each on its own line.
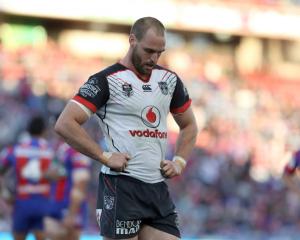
left=119, top=57, right=150, bottom=82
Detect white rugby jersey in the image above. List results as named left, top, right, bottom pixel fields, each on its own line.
left=73, top=63, right=191, bottom=183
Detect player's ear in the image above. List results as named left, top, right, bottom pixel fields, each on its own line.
left=129, top=34, right=137, bottom=47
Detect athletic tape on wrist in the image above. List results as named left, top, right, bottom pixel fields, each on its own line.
left=172, top=155, right=187, bottom=170
left=102, top=151, right=112, bottom=165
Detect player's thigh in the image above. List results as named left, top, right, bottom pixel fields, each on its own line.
left=44, top=217, right=67, bottom=240
left=139, top=225, right=180, bottom=240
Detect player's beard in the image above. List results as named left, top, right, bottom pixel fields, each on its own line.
left=132, top=46, right=152, bottom=76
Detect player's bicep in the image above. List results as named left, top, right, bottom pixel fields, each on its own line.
left=172, top=107, right=196, bottom=130
left=58, top=101, right=90, bottom=126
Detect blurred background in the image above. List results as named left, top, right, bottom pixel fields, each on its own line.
left=1, top=0, right=300, bottom=239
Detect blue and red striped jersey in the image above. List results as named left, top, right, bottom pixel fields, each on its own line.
left=52, top=143, right=91, bottom=202
left=0, top=137, right=54, bottom=199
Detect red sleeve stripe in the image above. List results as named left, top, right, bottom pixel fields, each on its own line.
left=171, top=99, right=192, bottom=114
left=73, top=95, right=97, bottom=113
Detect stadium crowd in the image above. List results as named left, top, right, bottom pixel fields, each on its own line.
left=1, top=37, right=300, bottom=239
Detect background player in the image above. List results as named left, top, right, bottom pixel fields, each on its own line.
left=45, top=141, right=91, bottom=240
left=0, top=115, right=55, bottom=240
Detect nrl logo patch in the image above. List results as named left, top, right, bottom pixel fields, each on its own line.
left=122, top=83, right=133, bottom=97
left=158, top=81, right=168, bottom=95
left=104, top=196, right=115, bottom=210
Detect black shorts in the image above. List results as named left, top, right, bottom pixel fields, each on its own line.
left=96, top=173, right=180, bottom=239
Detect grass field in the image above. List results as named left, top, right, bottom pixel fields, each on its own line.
left=0, top=232, right=206, bottom=240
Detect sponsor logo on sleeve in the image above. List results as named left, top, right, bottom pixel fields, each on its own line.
left=79, top=77, right=101, bottom=98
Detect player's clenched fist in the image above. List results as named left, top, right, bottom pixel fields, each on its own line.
left=160, top=156, right=187, bottom=178
left=101, top=152, right=130, bottom=172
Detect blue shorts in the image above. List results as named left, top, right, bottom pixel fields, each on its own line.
left=48, top=200, right=88, bottom=229
left=13, top=198, right=50, bottom=233
left=47, top=200, right=68, bottom=220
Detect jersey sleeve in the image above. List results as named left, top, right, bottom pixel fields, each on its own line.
left=284, top=151, right=300, bottom=175
left=170, top=76, right=192, bottom=114
left=73, top=73, right=110, bottom=113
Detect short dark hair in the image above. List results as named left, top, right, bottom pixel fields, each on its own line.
left=130, top=17, right=165, bottom=41
left=27, top=115, right=46, bottom=136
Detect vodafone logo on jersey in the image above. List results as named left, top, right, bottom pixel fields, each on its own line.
left=141, top=106, right=160, bottom=128
left=128, top=105, right=167, bottom=139
left=129, top=129, right=167, bottom=139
